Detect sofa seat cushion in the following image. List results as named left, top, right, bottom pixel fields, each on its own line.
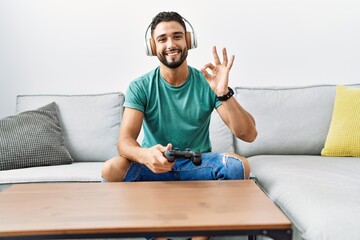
left=249, top=155, right=360, bottom=240
left=0, top=162, right=104, bottom=184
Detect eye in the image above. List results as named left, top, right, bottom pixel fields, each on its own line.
left=158, top=38, right=166, bottom=43
left=174, top=35, right=182, bottom=40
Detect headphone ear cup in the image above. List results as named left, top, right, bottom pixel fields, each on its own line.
left=145, top=38, right=155, bottom=56
left=186, top=31, right=197, bottom=50
left=145, top=40, right=151, bottom=56
left=149, top=38, right=156, bottom=56
left=185, top=32, right=193, bottom=49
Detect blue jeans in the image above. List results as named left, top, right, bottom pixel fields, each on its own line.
left=120, top=152, right=246, bottom=182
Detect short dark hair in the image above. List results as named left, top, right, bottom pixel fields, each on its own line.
left=150, top=11, right=186, bottom=36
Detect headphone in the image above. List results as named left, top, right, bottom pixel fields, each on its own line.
left=144, top=17, right=198, bottom=56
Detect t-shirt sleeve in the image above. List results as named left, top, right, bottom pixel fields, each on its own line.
left=123, top=79, right=147, bottom=112
left=215, top=97, right=222, bottom=109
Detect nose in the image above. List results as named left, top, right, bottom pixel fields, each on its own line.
left=166, top=38, right=175, bottom=49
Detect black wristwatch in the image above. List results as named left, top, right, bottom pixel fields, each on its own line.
left=217, top=87, right=234, bottom=101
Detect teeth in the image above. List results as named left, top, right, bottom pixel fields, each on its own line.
left=166, top=50, right=179, bottom=56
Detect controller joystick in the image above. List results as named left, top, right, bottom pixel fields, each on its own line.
left=164, top=148, right=202, bottom=166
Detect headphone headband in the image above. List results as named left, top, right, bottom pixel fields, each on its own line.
left=144, top=17, right=197, bottom=56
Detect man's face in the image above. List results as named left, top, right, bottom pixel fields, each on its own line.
left=152, top=21, right=188, bottom=69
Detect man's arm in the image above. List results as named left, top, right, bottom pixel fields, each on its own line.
left=216, top=100, right=257, bottom=142
left=117, top=107, right=143, bottom=158
left=117, top=108, right=174, bottom=173
left=201, top=46, right=257, bottom=142
left=101, top=108, right=144, bottom=182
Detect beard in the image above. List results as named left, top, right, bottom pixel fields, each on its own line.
left=157, top=47, right=188, bottom=69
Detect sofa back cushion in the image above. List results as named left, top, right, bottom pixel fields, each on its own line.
left=234, top=84, right=360, bottom=157
left=16, top=93, right=124, bottom=162
left=209, top=110, right=235, bottom=153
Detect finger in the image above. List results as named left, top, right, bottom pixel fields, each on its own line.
left=152, top=165, right=172, bottom=174
left=164, top=160, right=174, bottom=168
left=158, top=154, right=169, bottom=164
left=161, top=143, right=172, bottom=152
left=222, top=48, right=228, bottom=66
left=212, top=46, right=221, bottom=65
left=227, top=54, right=235, bottom=70
left=160, top=157, right=174, bottom=171
left=160, top=143, right=174, bottom=164
left=202, top=63, right=215, bottom=71
left=201, top=64, right=215, bottom=81
left=201, top=67, right=211, bottom=80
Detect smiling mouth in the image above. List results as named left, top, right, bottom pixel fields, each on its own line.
left=165, top=49, right=181, bottom=56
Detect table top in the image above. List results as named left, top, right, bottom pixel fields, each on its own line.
left=0, top=180, right=291, bottom=238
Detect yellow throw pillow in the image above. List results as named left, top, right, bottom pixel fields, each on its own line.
left=321, top=85, right=360, bottom=157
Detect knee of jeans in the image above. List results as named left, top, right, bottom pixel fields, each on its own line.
left=100, top=177, right=108, bottom=183
left=221, top=154, right=246, bottom=180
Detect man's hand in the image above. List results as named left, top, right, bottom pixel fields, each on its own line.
left=201, top=46, right=235, bottom=96
left=142, top=143, right=174, bottom=174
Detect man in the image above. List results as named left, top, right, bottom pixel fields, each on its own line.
left=102, top=11, right=257, bottom=185
left=102, top=10, right=257, bottom=240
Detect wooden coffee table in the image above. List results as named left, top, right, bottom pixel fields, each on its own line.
left=0, top=180, right=292, bottom=240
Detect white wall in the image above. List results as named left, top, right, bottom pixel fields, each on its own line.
left=1, top=0, right=359, bottom=118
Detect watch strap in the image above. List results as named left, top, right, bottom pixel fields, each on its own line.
left=217, top=87, right=234, bottom=101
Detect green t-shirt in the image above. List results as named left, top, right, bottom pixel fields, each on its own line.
left=124, top=66, right=222, bottom=152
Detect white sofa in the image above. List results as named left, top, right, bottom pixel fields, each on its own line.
left=1, top=84, right=360, bottom=240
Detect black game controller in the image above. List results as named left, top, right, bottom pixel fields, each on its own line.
left=164, top=148, right=202, bottom=166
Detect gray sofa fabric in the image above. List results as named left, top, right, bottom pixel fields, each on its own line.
left=0, top=162, right=103, bottom=184
left=16, top=93, right=125, bottom=162
left=1, top=84, right=360, bottom=240
left=235, top=84, right=360, bottom=157
left=249, top=155, right=360, bottom=240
